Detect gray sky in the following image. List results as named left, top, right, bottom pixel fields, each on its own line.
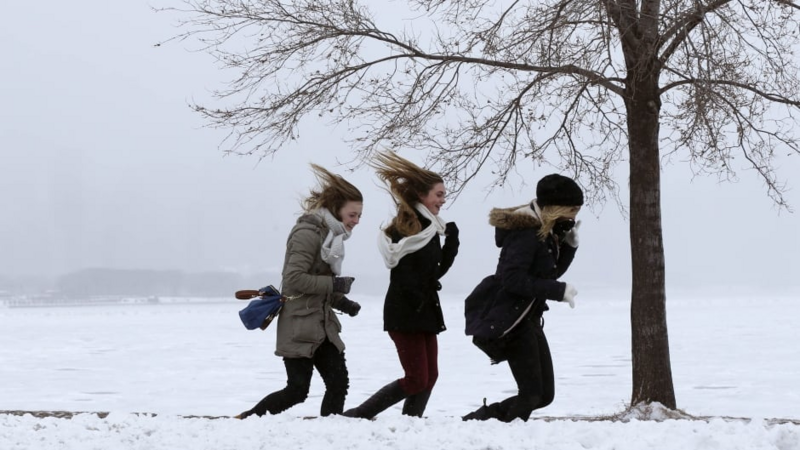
left=2, top=1, right=799, bottom=295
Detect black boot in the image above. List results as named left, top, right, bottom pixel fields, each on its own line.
left=462, top=398, right=490, bottom=421
left=462, top=395, right=540, bottom=422
left=342, top=380, right=407, bottom=419
left=401, top=389, right=432, bottom=417
left=462, top=398, right=506, bottom=421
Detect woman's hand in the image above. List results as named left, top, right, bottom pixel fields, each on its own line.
left=445, top=222, right=459, bottom=238
left=562, top=283, right=578, bottom=308
left=332, top=276, right=355, bottom=294
left=332, top=294, right=361, bottom=317
left=563, top=220, right=581, bottom=247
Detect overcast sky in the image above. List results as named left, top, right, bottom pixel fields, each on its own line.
left=2, top=1, right=799, bottom=296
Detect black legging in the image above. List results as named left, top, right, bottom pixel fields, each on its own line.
left=500, top=318, right=555, bottom=420
left=245, top=339, right=349, bottom=417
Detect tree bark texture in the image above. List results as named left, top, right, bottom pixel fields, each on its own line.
left=625, top=75, right=677, bottom=409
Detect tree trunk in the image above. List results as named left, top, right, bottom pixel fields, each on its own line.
left=625, top=77, right=677, bottom=409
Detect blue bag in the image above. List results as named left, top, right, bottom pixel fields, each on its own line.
left=238, top=285, right=285, bottom=330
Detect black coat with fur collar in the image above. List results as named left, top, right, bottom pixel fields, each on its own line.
left=464, top=205, right=576, bottom=339
left=383, top=214, right=459, bottom=334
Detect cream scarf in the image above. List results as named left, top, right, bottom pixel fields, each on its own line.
left=515, top=199, right=543, bottom=219
left=316, top=208, right=351, bottom=276
left=377, top=203, right=447, bottom=269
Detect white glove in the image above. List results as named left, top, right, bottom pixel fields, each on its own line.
left=562, top=283, right=578, bottom=309
left=563, top=220, right=581, bottom=247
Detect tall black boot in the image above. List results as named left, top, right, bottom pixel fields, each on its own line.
left=401, top=389, right=432, bottom=417
left=342, top=380, right=407, bottom=419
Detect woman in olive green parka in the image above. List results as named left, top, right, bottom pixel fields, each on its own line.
left=275, top=214, right=346, bottom=358
left=236, top=164, right=364, bottom=419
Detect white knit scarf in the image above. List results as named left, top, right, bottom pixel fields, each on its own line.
left=515, top=199, right=543, bottom=219
left=377, top=203, right=447, bottom=269
left=316, top=208, right=351, bottom=276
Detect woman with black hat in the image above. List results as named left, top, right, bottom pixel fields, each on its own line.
left=462, top=173, right=583, bottom=422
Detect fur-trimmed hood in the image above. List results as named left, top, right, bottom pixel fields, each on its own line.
left=488, top=204, right=542, bottom=230
left=488, top=203, right=543, bottom=247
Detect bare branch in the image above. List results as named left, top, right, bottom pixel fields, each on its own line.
left=662, top=78, right=800, bottom=107
left=160, top=0, right=800, bottom=210
left=659, top=0, right=734, bottom=63
left=772, top=0, right=800, bottom=11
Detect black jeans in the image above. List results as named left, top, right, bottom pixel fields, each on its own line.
left=472, top=315, right=555, bottom=422
left=245, top=339, right=349, bottom=417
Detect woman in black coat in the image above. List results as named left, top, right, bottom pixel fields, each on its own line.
left=463, top=174, right=583, bottom=422
left=343, top=151, right=459, bottom=419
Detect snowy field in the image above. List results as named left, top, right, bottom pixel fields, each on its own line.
left=1, top=288, right=799, bottom=449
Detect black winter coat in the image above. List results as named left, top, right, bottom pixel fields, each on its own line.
left=464, top=205, right=576, bottom=339
left=383, top=214, right=459, bottom=334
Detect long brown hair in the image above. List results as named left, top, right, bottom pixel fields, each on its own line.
left=302, top=164, right=363, bottom=220
left=371, top=151, right=444, bottom=237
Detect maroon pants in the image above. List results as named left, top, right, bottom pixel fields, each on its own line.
left=388, top=331, right=438, bottom=395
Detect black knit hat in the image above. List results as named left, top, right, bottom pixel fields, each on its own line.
left=536, top=174, right=584, bottom=207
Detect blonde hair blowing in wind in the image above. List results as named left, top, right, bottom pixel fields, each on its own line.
left=303, top=164, right=363, bottom=220
left=537, top=205, right=581, bottom=240
left=371, top=151, right=444, bottom=238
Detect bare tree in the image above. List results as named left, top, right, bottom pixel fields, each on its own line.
left=160, top=0, right=800, bottom=409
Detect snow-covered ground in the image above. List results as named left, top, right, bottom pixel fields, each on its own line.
left=2, top=289, right=798, bottom=449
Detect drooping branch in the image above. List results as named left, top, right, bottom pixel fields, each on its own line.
left=662, top=78, right=800, bottom=107
left=660, top=65, right=799, bottom=208
left=160, top=0, right=800, bottom=209
left=156, top=0, right=633, bottom=202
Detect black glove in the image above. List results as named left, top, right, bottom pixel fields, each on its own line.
left=445, top=222, right=459, bottom=239
left=553, top=218, right=576, bottom=240
left=332, top=295, right=361, bottom=317
left=332, top=276, right=355, bottom=295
